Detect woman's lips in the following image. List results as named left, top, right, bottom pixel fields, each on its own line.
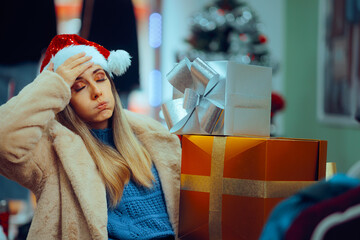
left=96, top=101, right=108, bottom=110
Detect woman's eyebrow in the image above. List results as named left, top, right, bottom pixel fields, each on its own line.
left=93, top=68, right=103, bottom=74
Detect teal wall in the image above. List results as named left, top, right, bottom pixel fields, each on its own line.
left=284, top=0, right=360, bottom=173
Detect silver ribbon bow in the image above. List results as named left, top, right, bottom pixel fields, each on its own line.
left=162, top=57, right=225, bottom=135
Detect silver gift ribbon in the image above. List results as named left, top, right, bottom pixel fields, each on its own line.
left=162, top=57, right=225, bottom=135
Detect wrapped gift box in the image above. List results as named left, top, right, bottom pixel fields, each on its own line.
left=179, top=135, right=327, bottom=240
left=161, top=58, right=272, bottom=136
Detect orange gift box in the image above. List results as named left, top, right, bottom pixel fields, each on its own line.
left=179, top=135, right=327, bottom=240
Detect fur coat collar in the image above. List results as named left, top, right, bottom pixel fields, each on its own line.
left=46, top=111, right=181, bottom=240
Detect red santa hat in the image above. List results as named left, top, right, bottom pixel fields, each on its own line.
left=40, top=34, right=131, bottom=77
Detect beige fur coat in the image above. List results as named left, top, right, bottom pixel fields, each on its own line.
left=0, top=71, right=181, bottom=240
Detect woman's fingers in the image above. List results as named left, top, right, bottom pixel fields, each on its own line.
left=67, top=55, right=93, bottom=69
left=62, top=52, right=92, bottom=69
left=74, top=61, right=94, bottom=76
left=54, top=52, right=96, bottom=87
left=62, top=52, right=86, bottom=67
left=56, top=59, right=94, bottom=86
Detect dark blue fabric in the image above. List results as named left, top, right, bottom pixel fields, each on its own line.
left=346, top=0, right=360, bottom=23
left=259, top=174, right=360, bottom=240
left=91, top=128, right=175, bottom=240
left=91, top=128, right=115, bottom=147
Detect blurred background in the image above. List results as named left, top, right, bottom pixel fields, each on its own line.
left=0, top=0, right=360, bottom=239
left=52, top=0, right=359, bottom=176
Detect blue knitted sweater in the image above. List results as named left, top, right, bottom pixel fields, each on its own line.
left=91, top=128, right=175, bottom=240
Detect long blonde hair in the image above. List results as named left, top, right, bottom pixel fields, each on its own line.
left=56, top=75, right=154, bottom=207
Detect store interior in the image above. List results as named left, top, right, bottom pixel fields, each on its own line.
left=0, top=0, right=360, bottom=239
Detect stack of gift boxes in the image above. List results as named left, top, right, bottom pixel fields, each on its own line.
left=162, top=58, right=327, bottom=240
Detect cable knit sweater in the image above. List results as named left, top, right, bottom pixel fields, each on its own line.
left=91, top=129, right=174, bottom=240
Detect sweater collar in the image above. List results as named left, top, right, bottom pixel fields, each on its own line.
left=91, top=128, right=114, bottom=147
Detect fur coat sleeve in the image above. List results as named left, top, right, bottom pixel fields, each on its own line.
left=0, top=70, right=71, bottom=194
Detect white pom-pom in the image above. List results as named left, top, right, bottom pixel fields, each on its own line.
left=108, top=50, right=132, bottom=76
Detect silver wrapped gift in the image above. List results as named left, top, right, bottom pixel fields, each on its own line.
left=161, top=57, right=272, bottom=136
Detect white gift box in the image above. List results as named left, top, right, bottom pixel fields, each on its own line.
left=161, top=58, right=272, bottom=137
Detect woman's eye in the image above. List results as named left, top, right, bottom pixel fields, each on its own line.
left=74, top=86, right=85, bottom=92
left=96, top=78, right=106, bottom=82
left=72, top=83, right=86, bottom=92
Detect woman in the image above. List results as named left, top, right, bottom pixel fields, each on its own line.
left=0, top=34, right=181, bottom=240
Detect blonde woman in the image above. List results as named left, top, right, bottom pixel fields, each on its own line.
left=0, top=34, right=181, bottom=240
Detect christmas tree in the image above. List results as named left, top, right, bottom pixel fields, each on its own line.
left=178, top=0, right=277, bottom=71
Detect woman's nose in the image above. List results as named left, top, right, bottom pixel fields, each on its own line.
left=91, top=85, right=102, bottom=100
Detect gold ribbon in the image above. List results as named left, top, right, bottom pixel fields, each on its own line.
left=180, top=136, right=316, bottom=239
left=326, top=162, right=337, bottom=180
left=181, top=175, right=316, bottom=198
left=209, top=137, right=226, bottom=239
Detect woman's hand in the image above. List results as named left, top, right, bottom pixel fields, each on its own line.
left=47, top=52, right=93, bottom=87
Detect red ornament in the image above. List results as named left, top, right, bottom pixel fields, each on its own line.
left=217, top=9, right=225, bottom=15
left=271, top=92, right=285, bottom=118
left=0, top=200, right=9, bottom=237
left=259, top=34, right=267, bottom=44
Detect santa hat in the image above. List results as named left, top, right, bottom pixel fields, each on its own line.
left=40, top=34, right=131, bottom=77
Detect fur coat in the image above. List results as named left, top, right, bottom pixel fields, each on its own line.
left=0, top=70, right=181, bottom=240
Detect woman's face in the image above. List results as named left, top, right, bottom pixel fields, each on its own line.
left=70, top=65, right=115, bottom=129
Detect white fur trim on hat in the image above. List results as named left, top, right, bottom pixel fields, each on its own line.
left=43, top=45, right=108, bottom=73
left=108, top=50, right=132, bottom=76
